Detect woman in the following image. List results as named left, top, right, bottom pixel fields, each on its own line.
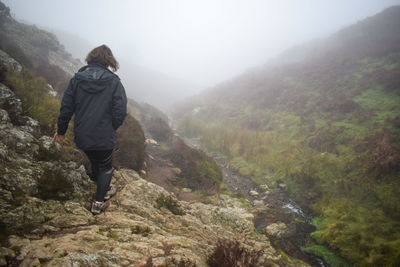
left=54, top=45, right=127, bottom=215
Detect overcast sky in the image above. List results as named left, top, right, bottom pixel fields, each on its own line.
left=3, top=0, right=400, bottom=90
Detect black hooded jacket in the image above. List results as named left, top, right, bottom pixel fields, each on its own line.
left=57, top=63, right=127, bottom=150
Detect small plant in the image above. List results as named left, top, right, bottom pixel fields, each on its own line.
left=140, top=257, right=197, bottom=267
left=97, top=229, right=105, bottom=236
left=37, top=167, right=73, bottom=200
left=107, top=231, right=119, bottom=240
left=113, top=114, right=146, bottom=172
left=4, top=68, right=60, bottom=134
left=207, top=239, right=270, bottom=267
left=155, top=194, right=185, bottom=216
left=131, top=225, right=151, bottom=237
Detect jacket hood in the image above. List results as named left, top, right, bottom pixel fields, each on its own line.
left=74, top=63, right=118, bottom=94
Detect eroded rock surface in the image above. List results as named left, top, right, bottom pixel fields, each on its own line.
left=4, top=169, right=310, bottom=267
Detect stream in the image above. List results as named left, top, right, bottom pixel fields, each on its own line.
left=184, top=138, right=327, bottom=267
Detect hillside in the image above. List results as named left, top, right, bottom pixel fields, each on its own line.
left=173, top=6, right=400, bottom=266
left=0, top=3, right=309, bottom=265
left=0, top=46, right=306, bottom=267
left=0, top=3, right=81, bottom=96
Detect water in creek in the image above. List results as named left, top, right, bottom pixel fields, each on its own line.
left=184, top=138, right=327, bottom=267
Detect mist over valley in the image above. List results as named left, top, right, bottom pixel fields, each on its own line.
left=1, top=1, right=400, bottom=266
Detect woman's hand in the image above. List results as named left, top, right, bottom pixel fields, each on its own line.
left=53, top=133, right=65, bottom=144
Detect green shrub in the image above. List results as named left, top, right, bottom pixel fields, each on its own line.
left=37, top=167, right=73, bottom=200
left=131, top=225, right=151, bottom=237
left=114, top=114, right=145, bottom=172
left=303, top=245, right=350, bottom=267
left=207, top=239, right=270, bottom=267
left=167, top=137, right=222, bottom=194
left=143, top=116, right=173, bottom=142
left=4, top=68, right=60, bottom=134
left=312, top=198, right=400, bottom=266
left=198, top=159, right=222, bottom=185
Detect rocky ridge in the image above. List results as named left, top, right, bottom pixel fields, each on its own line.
left=0, top=51, right=307, bottom=266
left=5, top=169, right=300, bottom=266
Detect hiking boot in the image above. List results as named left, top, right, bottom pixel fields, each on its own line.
left=104, top=186, right=117, bottom=201
left=91, top=201, right=105, bottom=215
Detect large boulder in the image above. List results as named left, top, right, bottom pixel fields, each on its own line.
left=0, top=49, right=22, bottom=73
left=0, top=83, right=95, bottom=238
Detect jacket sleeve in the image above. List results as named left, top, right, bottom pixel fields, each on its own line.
left=57, top=79, right=75, bottom=135
left=112, top=80, right=127, bottom=130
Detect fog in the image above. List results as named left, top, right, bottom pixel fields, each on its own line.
left=3, top=0, right=400, bottom=94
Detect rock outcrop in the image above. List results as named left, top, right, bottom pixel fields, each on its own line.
left=0, top=80, right=95, bottom=233
left=4, top=168, right=309, bottom=267
left=0, top=80, right=307, bottom=266
left=0, top=49, right=308, bottom=267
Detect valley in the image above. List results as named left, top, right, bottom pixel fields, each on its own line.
left=184, top=138, right=332, bottom=267
left=172, top=6, right=400, bottom=266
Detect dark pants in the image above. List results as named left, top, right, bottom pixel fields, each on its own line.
left=84, top=150, right=113, bottom=202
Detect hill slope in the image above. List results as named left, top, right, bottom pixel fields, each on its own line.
left=0, top=4, right=300, bottom=265
left=0, top=2, right=81, bottom=96
left=0, top=49, right=303, bottom=267
left=173, top=6, right=400, bottom=266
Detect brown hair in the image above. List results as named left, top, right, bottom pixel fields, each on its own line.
left=85, top=44, right=119, bottom=72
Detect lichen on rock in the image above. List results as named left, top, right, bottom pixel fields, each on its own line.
left=3, top=169, right=308, bottom=266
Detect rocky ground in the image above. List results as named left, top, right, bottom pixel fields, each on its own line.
left=2, top=168, right=308, bottom=266
left=0, top=50, right=309, bottom=266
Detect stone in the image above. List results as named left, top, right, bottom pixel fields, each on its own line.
left=0, top=109, right=10, bottom=125
left=249, top=190, right=259, bottom=196
left=278, top=183, right=287, bottom=189
left=253, top=200, right=265, bottom=207
left=145, top=138, right=158, bottom=145
left=0, top=50, right=22, bottom=72
left=19, top=116, right=40, bottom=136
left=0, top=142, right=8, bottom=160
left=2, top=169, right=307, bottom=266
left=260, top=184, right=270, bottom=191
left=0, top=247, right=15, bottom=258
left=38, top=135, right=61, bottom=155
left=0, top=83, right=23, bottom=124
left=264, top=222, right=289, bottom=238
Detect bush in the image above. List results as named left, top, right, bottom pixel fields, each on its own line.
left=37, top=167, right=73, bottom=200
left=167, top=137, right=221, bottom=194
left=207, top=239, right=270, bottom=267
left=144, top=116, right=173, bottom=142
left=303, top=245, right=350, bottom=267
left=4, top=68, right=60, bottom=134
left=113, top=114, right=145, bottom=172
left=312, top=198, right=400, bottom=266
